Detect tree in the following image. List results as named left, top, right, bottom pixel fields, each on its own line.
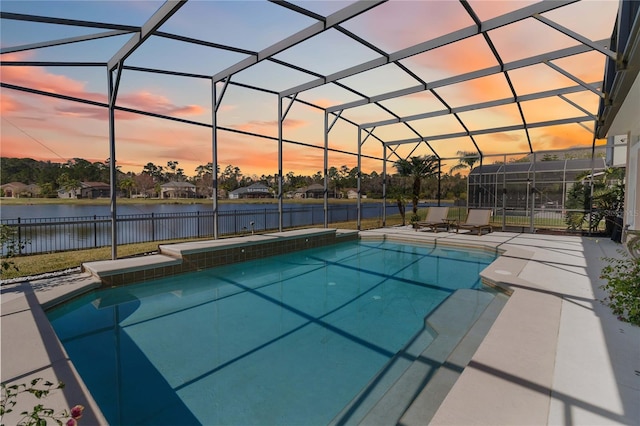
left=94, top=159, right=114, bottom=182
left=327, top=166, right=340, bottom=197
left=119, top=177, right=135, bottom=198
left=195, top=163, right=213, bottom=179
left=394, top=155, right=439, bottom=215
left=39, top=182, right=57, bottom=198
left=565, top=179, right=589, bottom=230
left=449, top=151, right=479, bottom=173
left=388, top=183, right=409, bottom=225
left=165, top=160, right=181, bottom=182
left=591, top=168, right=625, bottom=235
left=57, top=172, right=80, bottom=197
left=134, top=173, right=155, bottom=197
left=194, top=163, right=214, bottom=198
left=541, top=153, right=560, bottom=161
left=565, top=167, right=625, bottom=234
left=142, top=162, right=164, bottom=184
left=220, top=165, right=242, bottom=191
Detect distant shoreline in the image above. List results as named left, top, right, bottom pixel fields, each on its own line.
left=0, top=197, right=391, bottom=206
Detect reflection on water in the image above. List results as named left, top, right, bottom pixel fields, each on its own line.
left=1, top=202, right=404, bottom=254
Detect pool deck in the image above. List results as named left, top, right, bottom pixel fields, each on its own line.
left=1, top=228, right=639, bottom=425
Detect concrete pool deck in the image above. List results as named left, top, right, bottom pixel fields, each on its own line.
left=1, top=229, right=639, bottom=425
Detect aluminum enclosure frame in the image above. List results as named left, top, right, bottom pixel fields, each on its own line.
left=2, top=0, right=638, bottom=257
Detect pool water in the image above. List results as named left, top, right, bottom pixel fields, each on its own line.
left=48, top=240, right=496, bottom=425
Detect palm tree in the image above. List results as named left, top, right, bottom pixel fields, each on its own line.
left=394, top=155, right=439, bottom=215
left=450, top=151, right=480, bottom=173
left=119, top=177, right=135, bottom=198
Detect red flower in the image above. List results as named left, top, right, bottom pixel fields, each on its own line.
left=66, top=419, right=77, bottom=426
left=70, top=404, right=85, bottom=419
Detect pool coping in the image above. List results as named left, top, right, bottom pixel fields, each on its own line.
left=81, top=228, right=358, bottom=288
left=1, top=228, right=637, bottom=425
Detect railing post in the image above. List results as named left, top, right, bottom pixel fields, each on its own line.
left=17, top=218, right=22, bottom=255
left=94, top=215, right=98, bottom=248
left=502, top=189, right=507, bottom=232
left=151, top=212, right=155, bottom=242
left=197, top=211, right=200, bottom=238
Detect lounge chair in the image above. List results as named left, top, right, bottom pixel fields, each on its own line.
left=416, top=206, right=451, bottom=232
left=456, top=209, right=492, bottom=235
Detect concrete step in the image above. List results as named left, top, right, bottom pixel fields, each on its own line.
left=329, top=288, right=507, bottom=426
left=398, top=292, right=509, bottom=425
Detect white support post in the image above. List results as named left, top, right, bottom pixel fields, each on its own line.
left=107, top=62, right=122, bottom=260
left=278, top=96, right=284, bottom=232
left=324, top=111, right=329, bottom=228
left=357, top=128, right=362, bottom=230
left=382, top=145, right=387, bottom=227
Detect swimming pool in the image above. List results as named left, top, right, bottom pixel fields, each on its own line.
left=48, top=239, right=497, bottom=425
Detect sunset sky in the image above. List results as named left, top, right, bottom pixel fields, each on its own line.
left=0, top=0, right=620, bottom=178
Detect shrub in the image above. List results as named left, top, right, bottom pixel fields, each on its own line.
left=1, top=225, right=28, bottom=276
left=0, top=378, right=84, bottom=426
left=600, top=239, right=640, bottom=326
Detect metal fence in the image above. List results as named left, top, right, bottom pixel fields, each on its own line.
left=2, top=203, right=607, bottom=256
left=1, top=204, right=384, bottom=255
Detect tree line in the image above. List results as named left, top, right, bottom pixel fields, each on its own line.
left=0, top=156, right=469, bottom=200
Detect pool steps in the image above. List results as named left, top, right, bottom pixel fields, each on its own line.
left=82, top=228, right=358, bottom=287
left=330, top=288, right=507, bottom=425
left=398, top=291, right=509, bottom=425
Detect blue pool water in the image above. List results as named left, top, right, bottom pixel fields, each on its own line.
left=48, top=240, right=496, bottom=425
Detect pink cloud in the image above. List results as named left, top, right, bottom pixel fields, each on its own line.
left=1, top=53, right=106, bottom=104
left=2, top=53, right=205, bottom=121
left=231, top=118, right=308, bottom=134
left=0, top=93, right=30, bottom=115
left=116, top=91, right=204, bottom=117
left=310, top=98, right=334, bottom=109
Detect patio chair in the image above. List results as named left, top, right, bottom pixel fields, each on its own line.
left=456, top=209, right=493, bottom=235
left=416, top=206, right=451, bottom=232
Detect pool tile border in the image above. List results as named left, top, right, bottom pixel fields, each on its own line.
left=82, top=228, right=358, bottom=287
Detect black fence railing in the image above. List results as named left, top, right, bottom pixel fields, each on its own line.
left=2, top=204, right=609, bottom=256
left=1, top=204, right=387, bottom=255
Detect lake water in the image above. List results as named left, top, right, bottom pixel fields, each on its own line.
left=0, top=202, right=296, bottom=220
left=0, top=201, right=438, bottom=220
left=0, top=202, right=404, bottom=254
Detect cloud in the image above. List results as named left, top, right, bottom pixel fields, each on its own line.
left=311, top=98, right=335, bottom=109
left=353, top=1, right=472, bottom=52
left=0, top=93, right=30, bottom=115
left=529, top=125, right=601, bottom=151
left=231, top=118, right=308, bottom=134
left=53, top=105, right=109, bottom=120
left=218, top=104, right=237, bottom=113
left=491, top=132, right=523, bottom=143
left=2, top=53, right=205, bottom=120
left=1, top=53, right=106, bottom=104
left=117, top=91, right=205, bottom=118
